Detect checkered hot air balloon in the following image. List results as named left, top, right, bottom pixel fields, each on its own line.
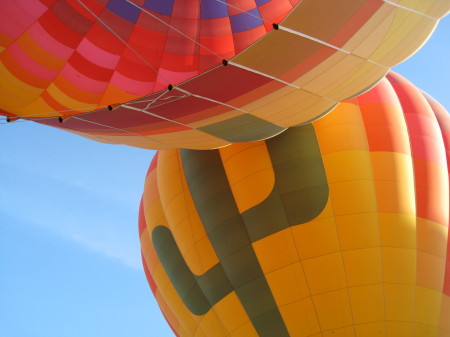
left=1, top=0, right=449, bottom=149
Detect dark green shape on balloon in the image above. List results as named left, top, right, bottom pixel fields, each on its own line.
left=152, top=125, right=328, bottom=337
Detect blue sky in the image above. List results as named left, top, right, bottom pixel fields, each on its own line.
left=1, top=16, right=449, bottom=337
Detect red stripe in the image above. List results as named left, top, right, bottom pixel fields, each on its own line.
left=69, top=51, right=114, bottom=82
left=85, top=23, right=126, bottom=55
left=138, top=198, right=147, bottom=236
left=141, top=253, right=157, bottom=294
left=38, top=10, right=83, bottom=49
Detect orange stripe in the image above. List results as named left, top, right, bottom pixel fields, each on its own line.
left=2, top=51, right=50, bottom=88
left=41, top=90, right=71, bottom=115
left=53, top=75, right=102, bottom=104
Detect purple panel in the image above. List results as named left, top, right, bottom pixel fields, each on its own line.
left=230, top=8, right=263, bottom=34
left=143, top=0, right=174, bottom=16
left=200, top=0, right=228, bottom=19
left=106, top=0, right=141, bottom=23
left=255, top=0, right=271, bottom=5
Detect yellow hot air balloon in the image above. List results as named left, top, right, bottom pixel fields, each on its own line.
left=1, top=0, right=449, bottom=149
left=139, top=72, right=450, bottom=337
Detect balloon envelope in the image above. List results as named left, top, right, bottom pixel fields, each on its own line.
left=1, top=0, right=449, bottom=149
left=139, top=72, right=450, bottom=337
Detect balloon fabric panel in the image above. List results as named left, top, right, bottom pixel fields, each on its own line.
left=140, top=73, right=450, bottom=336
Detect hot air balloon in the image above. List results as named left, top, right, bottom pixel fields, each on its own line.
left=139, top=72, right=450, bottom=337
left=1, top=0, right=450, bottom=149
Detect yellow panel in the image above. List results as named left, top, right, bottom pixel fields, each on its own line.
left=416, top=251, right=446, bottom=291
left=438, top=294, right=450, bottom=335
left=141, top=228, right=160, bottom=273
left=265, top=262, right=310, bottom=307
left=46, top=82, right=96, bottom=110
left=219, top=141, right=274, bottom=213
left=279, top=298, right=321, bottom=337
left=175, top=303, right=202, bottom=336
left=312, top=197, right=336, bottom=220
left=351, top=21, right=393, bottom=61
left=416, top=286, right=442, bottom=327
left=145, top=199, right=167, bottom=231
left=228, top=321, right=259, bottom=337
left=244, top=87, right=326, bottom=126
left=253, top=228, right=299, bottom=273
left=182, top=245, right=206, bottom=277
left=379, top=212, right=416, bottom=249
left=98, top=83, right=140, bottom=107
left=194, top=236, right=220, bottom=275
left=315, top=124, right=370, bottom=154
left=302, top=252, right=347, bottom=295
left=0, top=62, right=44, bottom=102
left=312, top=289, right=353, bottom=331
left=272, top=95, right=334, bottom=127
left=291, top=50, right=347, bottom=88
left=228, top=169, right=275, bottom=213
left=371, top=10, right=437, bottom=65
left=322, top=150, right=373, bottom=183
left=314, top=101, right=370, bottom=153
left=178, top=326, right=190, bottom=337
left=150, top=128, right=229, bottom=150
left=417, top=217, right=448, bottom=258
left=157, top=152, right=185, bottom=205
left=348, top=284, right=385, bottom=324
left=172, top=218, right=196, bottom=253
left=415, top=323, right=439, bottom=337
left=292, top=216, right=340, bottom=259
left=301, top=55, right=366, bottom=97
left=375, top=180, right=415, bottom=214
left=153, top=268, right=205, bottom=337
left=188, top=109, right=242, bottom=129
left=342, top=248, right=383, bottom=287
left=371, top=152, right=414, bottom=183
left=382, top=247, right=416, bottom=284
left=15, top=97, right=60, bottom=118
left=329, top=180, right=378, bottom=215
left=342, top=5, right=394, bottom=57
left=195, top=308, right=228, bottom=337
left=386, top=321, right=415, bottom=337
left=354, top=322, right=386, bottom=337
left=142, top=170, right=160, bottom=211
left=394, top=0, right=450, bottom=17
left=193, top=327, right=207, bottom=337
left=385, top=284, right=415, bottom=321
left=155, top=291, right=182, bottom=334
left=213, top=293, right=249, bottom=333
left=323, top=326, right=355, bottom=337
left=335, top=213, right=380, bottom=250
left=325, top=63, right=386, bottom=102
left=152, top=264, right=173, bottom=297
